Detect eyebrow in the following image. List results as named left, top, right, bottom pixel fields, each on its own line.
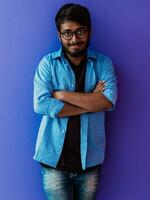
left=61, top=26, right=87, bottom=32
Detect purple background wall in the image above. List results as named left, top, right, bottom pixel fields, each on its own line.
left=0, top=0, right=150, bottom=199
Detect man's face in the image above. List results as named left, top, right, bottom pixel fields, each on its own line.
left=58, top=21, right=90, bottom=57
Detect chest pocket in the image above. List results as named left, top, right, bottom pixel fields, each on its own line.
left=51, top=63, right=74, bottom=91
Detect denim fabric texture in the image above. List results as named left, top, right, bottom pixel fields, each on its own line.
left=42, top=166, right=101, bottom=200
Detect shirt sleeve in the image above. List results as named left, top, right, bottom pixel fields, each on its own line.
left=99, top=56, right=117, bottom=111
left=33, top=56, right=65, bottom=118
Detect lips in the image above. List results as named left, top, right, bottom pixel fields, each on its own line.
left=69, top=44, right=82, bottom=50
left=71, top=45, right=80, bottom=49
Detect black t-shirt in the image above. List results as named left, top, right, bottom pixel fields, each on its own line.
left=56, top=56, right=86, bottom=172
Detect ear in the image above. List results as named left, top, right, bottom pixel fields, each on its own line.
left=57, top=31, right=61, bottom=41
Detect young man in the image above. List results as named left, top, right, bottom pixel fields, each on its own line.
left=33, top=3, right=117, bottom=200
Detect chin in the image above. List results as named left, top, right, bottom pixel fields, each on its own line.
left=68, top=49, right=87, bottom=57
left=62, top=45, right=88, bottom=57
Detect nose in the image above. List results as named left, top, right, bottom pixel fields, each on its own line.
left=70, top=33, right=78, bottom=43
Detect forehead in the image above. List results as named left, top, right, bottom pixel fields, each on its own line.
left=60, top=21, right=86, bottom=31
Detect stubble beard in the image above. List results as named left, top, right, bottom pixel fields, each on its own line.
left=61, top=37, right=90, bottom=58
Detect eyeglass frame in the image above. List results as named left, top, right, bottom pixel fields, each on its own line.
left=60, top=27, right=89, bottom=41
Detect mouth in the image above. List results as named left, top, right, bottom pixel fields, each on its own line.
left=69, top=43, right=83, bottom=50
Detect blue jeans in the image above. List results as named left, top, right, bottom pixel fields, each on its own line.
left=41, top=166, right=101, bottom=200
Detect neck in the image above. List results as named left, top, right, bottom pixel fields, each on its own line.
left=66, top=53, right=85, bottom=66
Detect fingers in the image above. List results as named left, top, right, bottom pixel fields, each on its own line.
left=97, top=80, right=105, bottom=86
left=93, top=80, right=105, bottom=93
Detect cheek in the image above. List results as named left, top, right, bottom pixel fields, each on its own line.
left=81, top=39, right=89, bottom=47
left=61, top=39, right=69, bottom=47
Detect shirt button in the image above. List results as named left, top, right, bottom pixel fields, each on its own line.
left=58, top=145, right=61, bottom=149
left=62, top=130, right=65, bottom=133
left=71, top=84, right=74, bottom=87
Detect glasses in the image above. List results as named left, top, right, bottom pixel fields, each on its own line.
left=60, top=28, right=88, bottom=40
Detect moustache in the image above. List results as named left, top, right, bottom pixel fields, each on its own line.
left=68, top=42, right=84, bottom=46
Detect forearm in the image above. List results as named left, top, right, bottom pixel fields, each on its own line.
left=57, top=103, right=88, bottom=117
left=56, top=91, right=113, bottom=112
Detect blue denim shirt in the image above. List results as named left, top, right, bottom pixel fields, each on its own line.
left=33, top=48, right=117, bottom=170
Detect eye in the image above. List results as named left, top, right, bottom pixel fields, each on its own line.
left=77, top=29, right=85, bottom=35
left=62, top=31, right=72, bottom=37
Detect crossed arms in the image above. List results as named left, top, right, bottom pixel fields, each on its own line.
left=53, top=81, right=113, bottom=117
left=34, top=56, right=117, bottom=118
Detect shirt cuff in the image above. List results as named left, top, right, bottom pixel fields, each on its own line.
left=48, top=99, right=65, bottom=118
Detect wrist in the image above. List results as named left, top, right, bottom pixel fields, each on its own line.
left=59, top=91, right=65, bottom=100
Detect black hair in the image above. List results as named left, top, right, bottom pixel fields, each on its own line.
left=55, top=3, right=91, bottom=31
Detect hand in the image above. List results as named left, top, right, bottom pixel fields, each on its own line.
left=93, top=80, right=105, bottom=93
left=52, top=91, right=64, bottom=100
